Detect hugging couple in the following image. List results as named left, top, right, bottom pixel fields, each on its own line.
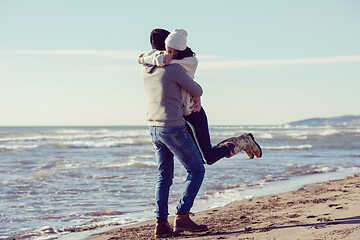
left=139, top=28, right=262, bottom=238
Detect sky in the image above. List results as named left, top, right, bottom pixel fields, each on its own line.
left=0, top=0, right=359, bottom=126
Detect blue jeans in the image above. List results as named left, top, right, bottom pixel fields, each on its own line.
left=184, top=107, right=229, bottom=165
left=149, top=125, right=205, bottom=221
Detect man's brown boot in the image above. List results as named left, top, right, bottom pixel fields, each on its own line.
left=154, top=220, right=179, bottom=238
left=174, top=210, right=208, bottom=232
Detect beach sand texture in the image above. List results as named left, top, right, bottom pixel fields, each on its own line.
left=88, top=174, right=360, bottom=240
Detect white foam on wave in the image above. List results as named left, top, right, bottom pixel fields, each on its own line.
left=10, top=216, right=133, bottom=240
left=284, top=164, right=338, bottom=177
left=35, top=162, right=81, bottom=170
left=102, top=159, right=157, bottom=169
left=317, top=128, right=340, bottom=136
left=284, top=132, right=308, bottom=139
left=0, top=133, right=91, bottom=143
left=58, top=139, right=134, bottom=148
left=32, top=170, right=53, bottom=179
left=0, top=144, right=39, bottom=151
left=51, top=129, right=88, bottom=134
left=85, top=208, right=123, bottom=216
left=211, top=126, right=248, bottom=130
left=0, top=129, right=149, bottom=146
left=129, top=155, right=154, bottom=160
left=256, top=132, right=274, bottom=139
left=263, top=144, right=312, bottom=150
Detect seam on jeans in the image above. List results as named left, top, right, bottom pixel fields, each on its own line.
left=159, top=131, right=180, bottom=150
left=182, top=128, right=191, bottom=144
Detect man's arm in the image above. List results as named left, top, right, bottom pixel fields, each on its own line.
left=169, top=64, right=203, bottom=97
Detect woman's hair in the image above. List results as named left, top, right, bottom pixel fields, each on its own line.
left=172, top=47, right=195, bottom=60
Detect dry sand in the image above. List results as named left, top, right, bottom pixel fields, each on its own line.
left=87, top=174, right=360, bottom=240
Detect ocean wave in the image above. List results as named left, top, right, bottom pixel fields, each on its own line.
left=9, top=218, right=128, bottom=240
left=0, top=144, right=39, bottom=152
left=32, top=170, right=53, bottom=179
left=209, top=125, right=360, bottom=141
left=0, top=134, right=91, bottom=143
left=256, top=132, right=274, bottom=139
left=102, top=159, right=157, bottom=169
left=206, top=166, right=354, bottom=193
left=2, top=136, right=150, bottom=150
left=129, top=155, right=154, bottom=160
left=55, top=139, right=135, bottom=148
left=37, top=163, right=81, bottom=170
left=0, top=129, right=149, bottom=144
left=85, top=208, right=124, bottom=216
left=206, top=166, right=353, bottom=194
left=284, top=164, right=336, bottom=176
left=263, top=144, right=312, bottom=150
left=211, top=125, right=303, bottom=130
left=51, top=128, right=89, bottom=134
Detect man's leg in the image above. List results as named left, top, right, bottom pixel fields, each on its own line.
left=159, top=125, right=205, bottom=211
left=150, top=126, right=179, bottom=238
left=158, top=125, right=208, bottom=232
left=150, top=126, right=174, bottom=221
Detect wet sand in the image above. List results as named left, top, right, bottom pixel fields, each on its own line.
left=87, top=174, right=360, bottom=240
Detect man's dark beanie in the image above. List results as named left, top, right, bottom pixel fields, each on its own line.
left=150, top=29, right=170, bottom=51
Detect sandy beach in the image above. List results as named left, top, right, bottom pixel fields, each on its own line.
left=87, top=174, right=360, bottom=240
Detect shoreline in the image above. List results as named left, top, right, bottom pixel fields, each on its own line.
left=87, top=172, right=360, bottom=240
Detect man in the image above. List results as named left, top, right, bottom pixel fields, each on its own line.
left=142, top=29, right=208, bottom=238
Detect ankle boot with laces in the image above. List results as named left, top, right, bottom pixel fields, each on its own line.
left=174, top=210, right=208, bottom=233
left=154, top=219, right=179, bottom=238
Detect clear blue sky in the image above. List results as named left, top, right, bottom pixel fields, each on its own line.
left=1, top=0, right=359, bottom=126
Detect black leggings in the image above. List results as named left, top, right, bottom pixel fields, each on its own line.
left=184, top=107, right=229, bottom=165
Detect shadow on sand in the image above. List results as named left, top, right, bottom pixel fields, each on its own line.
left=179, top=215, right=360, bottom=238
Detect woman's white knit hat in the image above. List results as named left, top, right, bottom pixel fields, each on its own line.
left=165, top=29, right=188, bottom=51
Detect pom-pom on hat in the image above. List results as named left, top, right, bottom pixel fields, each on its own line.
left=165, top=29, right=188, bottom=51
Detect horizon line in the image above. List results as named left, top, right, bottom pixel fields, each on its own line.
left=1, top=50, right=360, bottom=64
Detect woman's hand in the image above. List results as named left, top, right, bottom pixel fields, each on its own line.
left=137, top=53, right=144, bottom=64
left=163, top=52, right=173, bottom=65
left=190, top=96, right=201, bottom=112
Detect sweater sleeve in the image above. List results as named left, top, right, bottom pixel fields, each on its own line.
left=139, top=49, right=165, bottom=67
left=168, top=64, right=203, bottom=97
left=171, top=56, right=198, bottom=78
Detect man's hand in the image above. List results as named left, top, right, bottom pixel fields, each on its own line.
left=190, top=96, right=201, bottom=112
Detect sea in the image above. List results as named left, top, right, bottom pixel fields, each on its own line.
left=1, top=124, right=359, bottom=239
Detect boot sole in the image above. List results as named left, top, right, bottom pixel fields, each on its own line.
left=155, top=232, right=180, bottom=238
left=174, top=227, right=208, bottom=233
left=248, top=133, right=262, bottom=158
left=244, top=148, right=254, bottom=159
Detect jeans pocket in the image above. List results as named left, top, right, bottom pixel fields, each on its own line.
left=159, top=131, right=181, bottom=150
left=150, top=132, right=155, bottom=142
left=150, top=132, right=161, bottom=151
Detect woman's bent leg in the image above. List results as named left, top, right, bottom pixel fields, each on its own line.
left=184, top=107, right=229, bottom=165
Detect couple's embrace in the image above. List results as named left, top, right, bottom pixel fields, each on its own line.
left=139, top=28, right=262, bottom=238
